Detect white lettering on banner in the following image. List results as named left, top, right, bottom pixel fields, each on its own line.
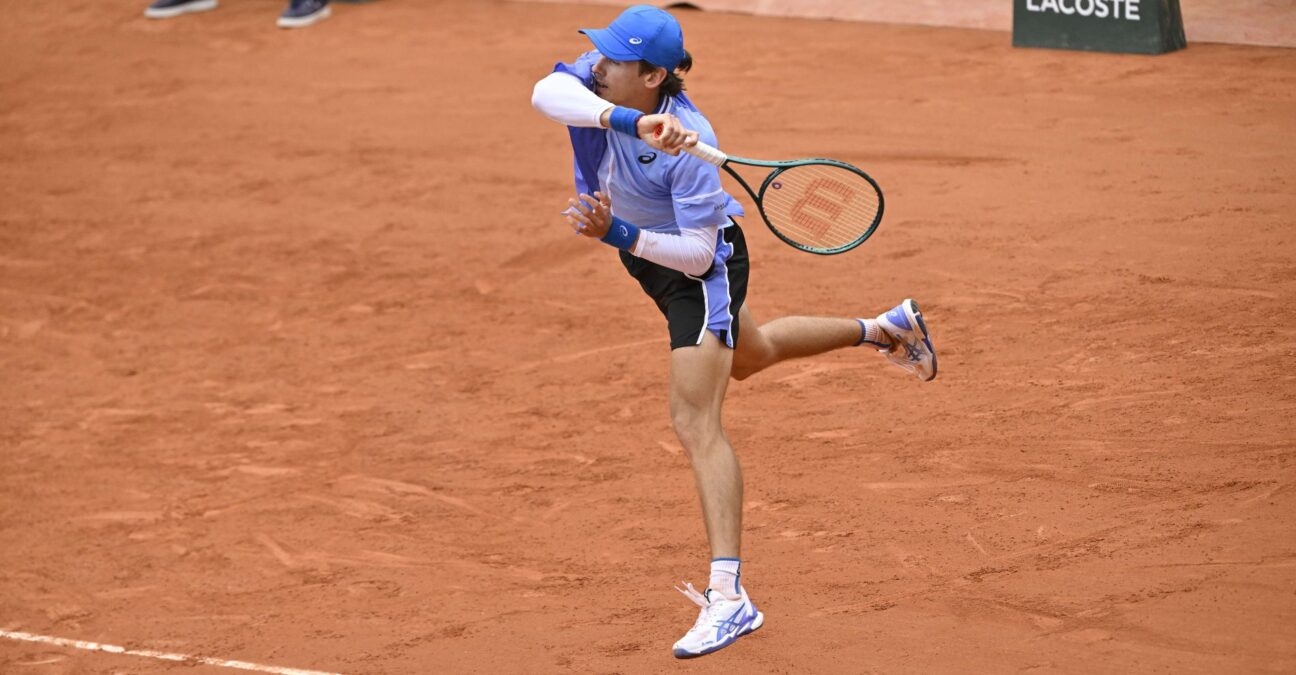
left=1025, top=0, right=1140, bottom=20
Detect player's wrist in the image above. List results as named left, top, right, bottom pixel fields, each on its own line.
left=608, top=106, right=644, bottom=137
left=600, top=216, right=640, bottom=251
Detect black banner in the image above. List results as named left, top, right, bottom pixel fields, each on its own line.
left=1013, top=0, right=1186, bottom=54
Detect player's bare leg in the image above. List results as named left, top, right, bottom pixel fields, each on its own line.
left=669, top=332, right=742, bottom=558
left=732, top=300, right=938, bottom=383
left=731, top=305, right=885, bottom=380
left=668, top=332, right=764, bottom=659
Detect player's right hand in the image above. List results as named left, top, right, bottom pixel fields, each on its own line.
left=639, top=113, right=698, bottom=156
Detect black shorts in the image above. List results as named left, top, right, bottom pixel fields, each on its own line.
left=619, top=223, right=750, bottom=350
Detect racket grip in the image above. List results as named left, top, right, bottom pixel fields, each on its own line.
left=683, top=141, right=727, bottom=167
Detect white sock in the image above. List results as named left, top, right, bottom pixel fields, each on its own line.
left=856, top=318, right=891, bottom=349
left=709, top=558, right=742, bottom=600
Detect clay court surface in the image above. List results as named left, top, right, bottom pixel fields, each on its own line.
left=2, top=1, right=1294, bottom=673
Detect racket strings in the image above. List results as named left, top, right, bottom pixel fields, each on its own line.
left=760, top=164, right=881, bottom=250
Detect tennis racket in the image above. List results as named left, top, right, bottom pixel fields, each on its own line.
left=681, top=140, right=884, bottom=255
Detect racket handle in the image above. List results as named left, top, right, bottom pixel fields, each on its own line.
left=653, top=123, right=728, bottom=166
left=683, top=140, right=728, bottom=167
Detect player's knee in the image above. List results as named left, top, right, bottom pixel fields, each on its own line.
left=731, top=361, right=758, bottom=381
left=731, top=345, right=774, bottom=381
left=669, top=405, right=703, bottom=440
left=669, top=404, right=720, bottom=452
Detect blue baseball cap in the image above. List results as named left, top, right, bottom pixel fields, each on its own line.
left=579, top=5, right=686, bottom=70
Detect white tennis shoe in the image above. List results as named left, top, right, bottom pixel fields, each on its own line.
left=876, top=298, right=937, bottom=382
left=672, top=582, right=764, bottom=658
left=144, top=0, right=218, bottom=19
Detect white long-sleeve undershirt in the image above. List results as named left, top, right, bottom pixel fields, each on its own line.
left=533, top=72, right=722, bottom=277
left=531, top=72, right=611, bottom=128
left=632, top=222, right=719, bottom=277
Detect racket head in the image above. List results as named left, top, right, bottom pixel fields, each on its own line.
left=736, top=159, right=884, bottom=255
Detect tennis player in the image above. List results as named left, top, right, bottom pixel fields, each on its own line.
left=531, top=4, right=937, bottom=658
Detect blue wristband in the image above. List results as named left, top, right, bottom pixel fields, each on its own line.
left=601, top=216, right=640, bottom=251
left=608, top=106, right=643, bottom=137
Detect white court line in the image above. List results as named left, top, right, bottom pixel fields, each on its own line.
left=0, top=629, right=342, bottom=675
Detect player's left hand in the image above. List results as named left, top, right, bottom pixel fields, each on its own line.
left=562, top=191, right=612, bottom=239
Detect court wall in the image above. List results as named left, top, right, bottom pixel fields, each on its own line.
left=515, top=0, right=1296, bottom=47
